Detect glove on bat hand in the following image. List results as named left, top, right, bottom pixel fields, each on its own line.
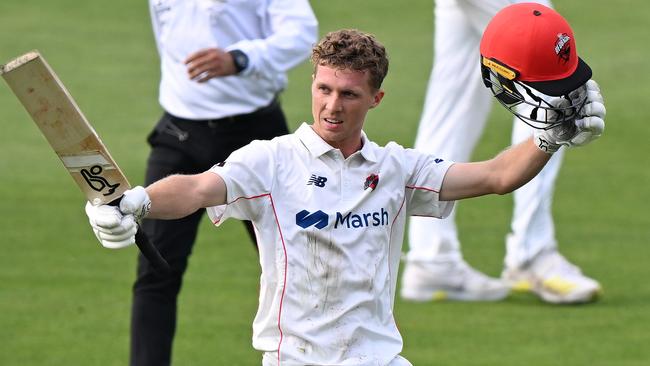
left=534, top=79, right=606, bottom=154
left=85, top=186, right=151, bottom=249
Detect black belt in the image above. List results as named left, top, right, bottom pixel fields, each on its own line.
left=168, top=98, right=280, bottom=125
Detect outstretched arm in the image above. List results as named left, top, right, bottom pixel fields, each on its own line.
left=85, top=171, right=227, bottom=248
left=440, top=137, right=550, bottom=201
left=145, top=171, right=227, bottom=219
left=440, top=80, right=605, bottom=202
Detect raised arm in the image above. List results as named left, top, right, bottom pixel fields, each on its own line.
left=439, top=137, right=550, bottom=201
left=85, top=171, right=227, bottom=248
left=145, top=171, right=227, bottom=219
left=440, top=80, right=605, bottom=202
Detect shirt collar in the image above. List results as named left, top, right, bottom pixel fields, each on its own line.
left=295, top=123, right=378, bottom=162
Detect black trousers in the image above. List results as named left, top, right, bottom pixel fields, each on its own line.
left=130, top=101, right=288, bottom=366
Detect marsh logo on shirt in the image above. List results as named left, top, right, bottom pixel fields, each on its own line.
left=334, top=208, right=389, bottom=228
left=295, top=208, right=389, bottom=230
left=296, top=210, right=329, bottom=229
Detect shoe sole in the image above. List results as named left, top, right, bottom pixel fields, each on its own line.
left=538, top=286, right=603, bottom=304
left=504, top=277, right=603, bottom=304
left=400, top=287, right=510, bottom=302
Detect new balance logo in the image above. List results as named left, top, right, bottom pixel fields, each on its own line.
left=307, top=174, right=328, bottom=187
left=296, top=210, right=329, bottom=229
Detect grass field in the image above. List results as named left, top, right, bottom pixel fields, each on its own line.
left=1, top=1, right=649, bottom=365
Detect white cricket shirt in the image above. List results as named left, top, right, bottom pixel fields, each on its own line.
left=207, top=124, right=455, bottom=365
left=149, top=0, right=317, bottom=119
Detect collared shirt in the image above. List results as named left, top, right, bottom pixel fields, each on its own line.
left=149, top=0, right=318, bottom=119
left=207, top=124, right=455, bottom=365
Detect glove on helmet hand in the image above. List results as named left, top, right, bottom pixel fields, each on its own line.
left=534, top=80, right=606, bottom=153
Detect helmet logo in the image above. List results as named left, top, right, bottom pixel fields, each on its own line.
left=554, top=33, right=571, bottom=64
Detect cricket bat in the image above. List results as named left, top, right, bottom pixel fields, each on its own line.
left=1, top=50, right=170, bottom=273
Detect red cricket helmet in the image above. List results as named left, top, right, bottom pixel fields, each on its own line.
left=480, top=3, right=592, bottom=129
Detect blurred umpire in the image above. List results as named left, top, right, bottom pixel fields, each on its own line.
left=132, top=1, right=317, bottom=365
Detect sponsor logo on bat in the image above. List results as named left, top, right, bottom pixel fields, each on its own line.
left=80, top=165, right=120, bottom=196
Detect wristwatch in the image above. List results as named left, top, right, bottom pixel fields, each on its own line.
left=228, top=50, right=249, bottom=73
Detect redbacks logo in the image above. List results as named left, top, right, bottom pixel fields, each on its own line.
left=554, top=33, right=571, bottom=64
left=364, top=174, right=379, bottom=190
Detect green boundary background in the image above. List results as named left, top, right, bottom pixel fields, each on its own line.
left=0, top=1, right=648, bottom=365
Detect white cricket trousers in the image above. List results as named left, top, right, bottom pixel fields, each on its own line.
left=406, top=0, right=560, bottom=269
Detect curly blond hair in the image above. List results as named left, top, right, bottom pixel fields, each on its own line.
left=311, top=29, right=389, bottom=90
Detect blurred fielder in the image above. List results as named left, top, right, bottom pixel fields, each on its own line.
left=85, top=20, right=605, bottom=366
left=402, top=0, right=602, bottom=304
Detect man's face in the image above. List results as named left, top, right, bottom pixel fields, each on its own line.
left=311, top=64, right=384, bottom=157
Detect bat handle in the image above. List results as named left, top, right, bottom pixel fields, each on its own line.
left=134, top=226, right=171, bottom=274
left=108, top=197, right=171, bottom=274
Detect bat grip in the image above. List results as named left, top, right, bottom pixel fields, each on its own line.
left=108, top=197, right=171, bottom=274
left=134, top=226, right=171, bottom=274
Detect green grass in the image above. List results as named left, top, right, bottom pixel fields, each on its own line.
left=1, top=0, right=649, bottom=365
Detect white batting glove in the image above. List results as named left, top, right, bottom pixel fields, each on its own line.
left=119, top=186, right=151, bottom=221
left=534, top=80, right=606, bottom=153
left=85, top=202, right=137, bottom=249
left=84, top=186, right=150, bottom=249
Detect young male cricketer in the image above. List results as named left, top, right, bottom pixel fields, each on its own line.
left=85, top=20, right=605, bottom=366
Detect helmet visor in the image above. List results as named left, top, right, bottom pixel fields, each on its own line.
left=482, top=64, right=587, bottom=130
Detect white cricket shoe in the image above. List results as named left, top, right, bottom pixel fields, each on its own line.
left=502, top=250, right=602, bottom=304
left=400, top=260, right=510, bottom=302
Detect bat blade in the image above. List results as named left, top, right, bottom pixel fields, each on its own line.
left=1, top=51, right=127, bottom=205
left=1, top=50, right=170, bottom=273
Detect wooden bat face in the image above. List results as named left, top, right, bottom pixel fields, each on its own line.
left=2, top=51, right=171, bottom=273
left=1, top=51, right=129, bottom=205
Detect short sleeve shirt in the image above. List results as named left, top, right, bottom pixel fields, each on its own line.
left=207, top=123, right=455, bottom=365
